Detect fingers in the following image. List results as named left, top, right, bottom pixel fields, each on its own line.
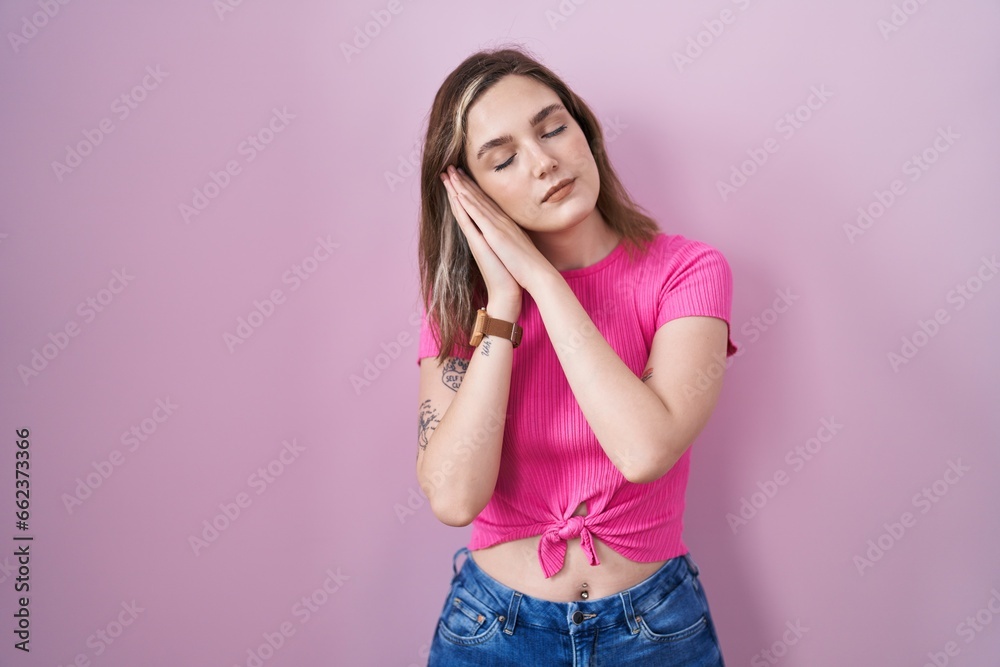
left=439, top=171, right=466, bottom=219
left=446, top=167, right=506, bottom=221
left=439, top=171, right=483, bottom=239
left=439, top=168, right=466, bottom=208
left=439, top=167, right=524, bottom=295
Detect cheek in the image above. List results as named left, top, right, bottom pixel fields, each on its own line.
left=489, top=184, right=529, bottom=216
left=564, top=128, right=590, bottom=153
left=570, top=138, right=597, bottom=169
left=558, top=142, right=597, bottom=183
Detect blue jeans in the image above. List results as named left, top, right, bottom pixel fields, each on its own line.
left=427, top=545, right=726, bottom=666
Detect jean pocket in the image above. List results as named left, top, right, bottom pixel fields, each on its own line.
left=436, top=582, right=503, bottom=647
left=635, top=572, right=712, bottom=644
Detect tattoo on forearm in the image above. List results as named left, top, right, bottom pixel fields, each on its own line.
left=641, top=367, right=653, bottom=382
left=480, top=337, right=491, bottom=357
left=441, top=357, right=468, bottom=391
left=418, top=398, right=441, bottom=453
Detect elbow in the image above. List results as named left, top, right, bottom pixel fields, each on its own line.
left=623, top=463, right=664, bottom=485
left=429, top=497, right=478, bottom=527
left=439, top=511, right=476, bottom=528
left=417, top=459, right=490, bottom=526
left=418, top=466, right=481, bottom=527
left=430, top=493, right=479, bottom=528
left=617, top=438, right=684, bottom=485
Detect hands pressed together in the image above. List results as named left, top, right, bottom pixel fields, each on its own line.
left=439, top=165, right=555, bottom=312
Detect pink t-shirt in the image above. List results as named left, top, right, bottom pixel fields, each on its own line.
left=416, top=232, right=737, bottom=578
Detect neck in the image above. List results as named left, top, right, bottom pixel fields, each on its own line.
left=527, top=208, right=622, bottom=273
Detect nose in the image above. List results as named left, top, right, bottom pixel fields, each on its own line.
left=527, top=141, right=558, bottom=177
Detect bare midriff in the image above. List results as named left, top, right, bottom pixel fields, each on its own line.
left=468, top=501, right=669, bottom=603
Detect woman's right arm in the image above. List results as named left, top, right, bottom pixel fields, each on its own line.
left=415, top=299, right=520, bottom=527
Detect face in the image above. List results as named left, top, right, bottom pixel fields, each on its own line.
left=462, top=75, right=601, bottom=234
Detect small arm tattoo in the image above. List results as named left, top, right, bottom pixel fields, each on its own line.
left=441, top=357, right=468, bottom=391
left=418, top=398, right=441, bottom=454
left=480, top=337, right=491, bottom=357
left=641, top=366, right=653, bottom=382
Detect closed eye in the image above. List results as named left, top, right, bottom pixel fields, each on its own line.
left=493, top=125, right=568, bottom=173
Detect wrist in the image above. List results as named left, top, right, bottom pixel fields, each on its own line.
left=486, top=300, right=520, bottom=322
left=470, top=304, right=522, bottom=349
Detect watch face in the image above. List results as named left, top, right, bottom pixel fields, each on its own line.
left=470, top=308, right=487, bottom=347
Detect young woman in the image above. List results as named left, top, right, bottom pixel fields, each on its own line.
left=415, top=45, right=737, bottom=665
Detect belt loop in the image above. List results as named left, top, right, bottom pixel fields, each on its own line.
left=503, top=591, right=522, bottom=635
left=683, top=552, right=699, bottom=577
left=619, top=589, right=640, bottom=635
left=452, top=546, right=470, bottom=576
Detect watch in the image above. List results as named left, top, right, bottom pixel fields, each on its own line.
left=469, top=307, right=522, bottom=348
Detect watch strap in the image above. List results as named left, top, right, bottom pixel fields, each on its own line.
left=483, top=312, right=522, bottom=348
left=469, top=307, right=522, bottom=348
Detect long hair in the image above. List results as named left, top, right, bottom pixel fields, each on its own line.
left=417, top=44, right=661, bottom=367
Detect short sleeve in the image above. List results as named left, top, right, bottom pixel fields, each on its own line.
left=416, top=304, right=474, bottom=366
left=655, top=240, right=739, bottom=357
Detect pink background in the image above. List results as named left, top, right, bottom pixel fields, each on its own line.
left=2, top=1, right=999, bottom=665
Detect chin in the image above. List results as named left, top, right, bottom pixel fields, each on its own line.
left=550, top=198, right=594, bottom=225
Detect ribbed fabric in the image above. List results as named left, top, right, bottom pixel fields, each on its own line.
left=416, top=232, right=737, bottom=578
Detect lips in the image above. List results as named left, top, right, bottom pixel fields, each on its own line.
left=543, top=178, right=575, bottom=203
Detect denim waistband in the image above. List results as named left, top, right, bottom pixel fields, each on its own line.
left=448, top=546, right=700, bottom=635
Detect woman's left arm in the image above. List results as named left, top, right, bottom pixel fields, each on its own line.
left=443, top=166, right=730, bottom=484
left=531, top=272, right=730, bottom=484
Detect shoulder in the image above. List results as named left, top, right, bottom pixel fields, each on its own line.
left=638, top=232, right=730, bottom=279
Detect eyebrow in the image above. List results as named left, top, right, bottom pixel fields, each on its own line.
left=474, top=103, right=567, bottom=161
